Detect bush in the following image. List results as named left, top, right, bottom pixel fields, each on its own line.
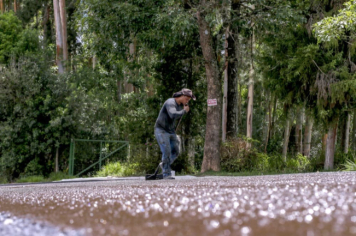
left=253, top=153, right=270, bottom=171
left=268, top=154, right=286, bottom=171
left=296, top=153, right=310, bottom=171
left=342, top=159, right=356, bottom=171
left=47, top=171, right=73, bottom=181
left=220, top=138, right=249, bottom=172
left=96, top=162, right=124, bottom=177
left=122, top=162, right=144, bottom=176
left=286, top=158, right=299, bottom=170
left=23, top=158, right=43, bottom=177
left=220, top=137, right=313, bottom=173
left=0, top=176, right=8, bottom=184
left=96, top=161, right=148, bottom=177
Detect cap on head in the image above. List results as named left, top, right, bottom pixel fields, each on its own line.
left=173, top=88, right=196, bottom=101
left=181, top=88, right=196, bottom=100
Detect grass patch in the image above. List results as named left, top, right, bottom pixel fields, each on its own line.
left=47, top=172, right=74, bottom=181
left=14, top=172, right=74, bottom=184
left=16, top=175, right=45, bottom=183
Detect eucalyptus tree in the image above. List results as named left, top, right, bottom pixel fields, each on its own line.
left=313, top=0, right=356, bottom=168
left=225, top=0, right=240, bottom=139
left=76, top=0, right=206, bottom=153
left=258, top=0, right=353, bottom=169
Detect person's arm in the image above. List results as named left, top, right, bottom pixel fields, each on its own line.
left=167, top=102, right=186, bottom=119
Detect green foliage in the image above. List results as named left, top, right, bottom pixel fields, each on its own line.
left=253, top=153, right=270, bottom=171
left=221, top=138, right=312, bottom=173
left=96, top=162, right=123, bottom=177
left=23, top=157, right=43, bottom=177
left=11, top=172, right=72, bottom=184
left=3, top=0, right=356, bottom=182
left=122, top=163, right=142, bottom=176
left=95, top=161, right=145, bottom=177
left=296, top=153, right=311, bottom=171
left=0, top=12, right=23, bottom=63
left=314, top=0, right=356, bottom=44
left=0, top=176, right=8, bottom=184
left=220, top=138, right=249, bottom=172
left=16, top=175, right=45, bottom=183
left=334, top=151, right=356, bottom=168
left=47, top=171, right=73, bottom=181
left=342, top=159, right=356, bottom=171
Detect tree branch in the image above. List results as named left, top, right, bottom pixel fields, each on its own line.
left=312, top=60, right=326, bottom=75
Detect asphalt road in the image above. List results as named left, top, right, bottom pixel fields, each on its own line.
left=1, top=172, right=356, bottom=236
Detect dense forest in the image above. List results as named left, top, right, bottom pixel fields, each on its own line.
left=0, top=0, right=356, bottom=182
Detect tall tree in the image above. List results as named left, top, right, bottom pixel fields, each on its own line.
left=343, top=112, right=351, bottom=153
left=53, top=0, right=64, bottom=73
left=226, top=0, right=240, bottom=139
left=53, top=0, right=68, bottom=171
left=0, top=0, right=4, bottom=13
left=246, top=4, right=255, bottom=149
left=196, top=5, right=222, bottom=172
left=352, top=110, right=356, bottom=150
left=295, top=106, right=303, bottom=154
left=282, top=107, right=291, bottom=161
left=325, top=119, right=338, bottom=170
left=314, top=0, right=355, bottom=169
left=303, top=112, right=313, bottom=157
left=59, top=0, right=68, bottom=62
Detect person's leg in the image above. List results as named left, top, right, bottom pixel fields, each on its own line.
left=169, top=133, right=180, bottom=165
left=154, top=129, right=171, bottom=177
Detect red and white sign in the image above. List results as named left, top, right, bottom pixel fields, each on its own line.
left=207, top=99, right=217, bottom=106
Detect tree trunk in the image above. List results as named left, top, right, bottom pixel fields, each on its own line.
left=322, top=133, right=328, bottom=153
left=282, top=107, right=291, bottom=161
left=188, top=138, right=195, bottom=168
left=324, top=119, right=338, bottom=170
left=55, top=146, right=59, bottom=173
left=295, top=107, right=304, bottom=154
left=238, top=82, right=242, bottom=131
left=222, top=29, right=228, bottom=143
left=43, top=3, right=49, bottom=36
left=339, top=113, right=346, bottom=151
left=14, top=0, right=16, bottom=12
left=352, top=110, right=356, bottom=151
left=270, top=96, right=277, bottom=138
left=344, top=112, right=350, bottom=153
left=59, top=0, right=68, bottom=62
left=183, top=111, right=193, bottom=165
left=0, top=0, right=4, bottom=13
left=197, top=10, right=221, bottom=172
left=53, top=0, right=64, bottom=73
left=264, top=90, right=271, bottom=153
left=303, top=114, right=313, bottom=157
left=93, top=55, right=97, bottom=69
left=226, top=0, right=239, bottom=139
left=246, top=27, right=255, bottom=149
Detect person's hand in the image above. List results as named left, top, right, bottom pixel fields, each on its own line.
left=184, top=104, right=190, bottom=113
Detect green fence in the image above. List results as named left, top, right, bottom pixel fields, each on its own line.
left=68, top=139, right=129, bottom=176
